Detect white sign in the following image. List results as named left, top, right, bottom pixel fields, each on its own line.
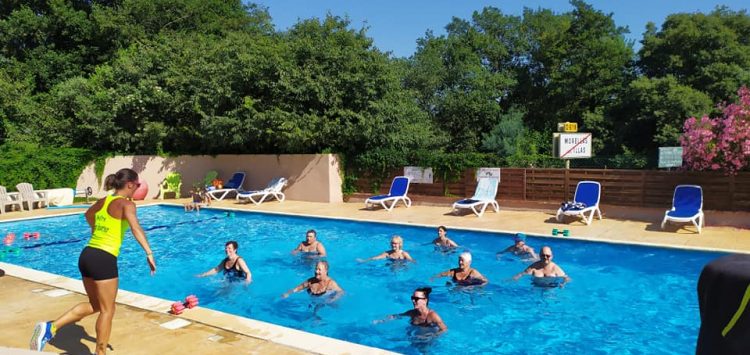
left=557, top=133, right=592, bottom=159
left=404, top=166, right=433, bottom=184
left=476, top=168, right=501, bottom=182
left=658, top=147, right=683, bottom=168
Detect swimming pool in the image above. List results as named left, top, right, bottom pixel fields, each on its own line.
left=1, top=205, right=720, bottom=354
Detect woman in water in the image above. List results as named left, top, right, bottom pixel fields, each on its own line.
left=358, top=235, right=415, bottom=262
left=282, top=260, right=343, bottom=299
left=376, top=287, right=447, bottom=332
left=197, top=241, right=252, bottom=283
left=432, top=226, right=458, bottom=249
left=432, top=252, right=488, bottom=286
left=30, top=168, right=156, bottom=355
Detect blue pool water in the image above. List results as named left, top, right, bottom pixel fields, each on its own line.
left=1, top=205, right=721, bottom=354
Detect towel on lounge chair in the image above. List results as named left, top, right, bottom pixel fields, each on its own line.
left=555, top=181, right=601, bottom=225
left=561, top=201, right=587, bottom=211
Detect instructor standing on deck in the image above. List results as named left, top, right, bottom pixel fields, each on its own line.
left=30, top=168, right=156, bottom=355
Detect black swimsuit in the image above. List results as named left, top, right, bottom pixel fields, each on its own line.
left=222, top=257, right=247, bottom=279
left=411, top=310, right=437, bottom=327
left=307, top=278, right=332, bottom=296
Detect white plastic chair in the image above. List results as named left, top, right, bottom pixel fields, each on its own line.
left=0, top=186, right=23, bottom=214
left=16, top=183, right=49, bottom=211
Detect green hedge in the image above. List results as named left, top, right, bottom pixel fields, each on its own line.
left=0, top=143, right=97, bottom=190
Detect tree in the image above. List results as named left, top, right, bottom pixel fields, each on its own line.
left=616, top=75, right=713, bottom=151
left=639, top=7, right=750, bottom=102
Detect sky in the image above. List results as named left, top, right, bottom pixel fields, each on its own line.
left=253, top=0, right=748, bottom=58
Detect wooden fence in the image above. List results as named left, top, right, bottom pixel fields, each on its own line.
left=353, top=168, right=750, bottom=211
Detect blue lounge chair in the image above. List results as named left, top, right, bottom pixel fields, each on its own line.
left=661, top=185, right=704, bottom=234
left=556, top=181, right=602, bottom=225
left=206, top=171, right=246, bottom=201
left=236, top=177, right=288, bottom=205
left=452, top=177, right=499, bottom=217
left=364, top=176, right=412, bottom=211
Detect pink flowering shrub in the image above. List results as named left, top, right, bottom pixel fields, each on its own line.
left=682, top=87, right=750, bottom=174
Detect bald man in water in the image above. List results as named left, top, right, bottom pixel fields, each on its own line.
left=513, top=246, right=570, bottom=283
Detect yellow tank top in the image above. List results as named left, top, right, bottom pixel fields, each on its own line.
left=87, top=194, right=130, bottom=257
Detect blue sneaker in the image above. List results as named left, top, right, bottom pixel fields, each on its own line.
left=30, top=321, right=54, bottom=351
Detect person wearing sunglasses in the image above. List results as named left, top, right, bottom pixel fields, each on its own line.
left=432, top=252, right=488, bottom=286
left=432, top=226, right=458, bottom=249
left=358, top=235, right=415, bottom=262
left=513, top=246, right=570, bottom=286
left=31, top=168, right=156, bottom=354
left=374, top=287, right=447, bottom=332
left=497, top=233, right=537, bottom=260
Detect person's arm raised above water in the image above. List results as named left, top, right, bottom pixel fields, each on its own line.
left=317, top=242, right=327, bottom=257
left=282, top=279, right=310, bottom=298
left=237, top=257, right=252, bottom=283
left=429, top=310, right=448, bottom=332
left=513, top=264, right=535, bottom=281
left=197, top=259, right=223, bottom=277
left=357, top=251, right=388, bottom=262
left=430, top=269, right=453, bottom=281
left=496, top=245, right=514, bottom=258
left=526, top=246, right=538, bottom=260
left=373, top=309, right=412, bottom=324
left=402, top=251, right=416, bottom=262
left=555, top=264, right=571, bottom=283
left=447, top=238, right=459, bottom=248
left=291, top=242, right=304, bottom=255
left=123, top=201, right=156, bottom=275
left=469, top=269, right=488, bottom=285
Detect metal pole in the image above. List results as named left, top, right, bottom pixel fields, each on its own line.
left=565, top=160, right=570, bottom=169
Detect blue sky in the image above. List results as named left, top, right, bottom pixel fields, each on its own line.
left=253, top=0, right=748, bottom=58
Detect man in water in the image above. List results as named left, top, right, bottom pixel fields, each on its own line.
left=497, top=233, right=537, bottom=260
left=291, top=229, right=327, bottom=257
left=513, top=246, right=570, bottom=285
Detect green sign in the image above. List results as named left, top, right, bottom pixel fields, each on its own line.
left=658, top=147, right=683, bottom=168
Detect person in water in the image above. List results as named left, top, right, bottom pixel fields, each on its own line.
left=432, top=252, right=488, bottom=286
left=358, top=235, right=415, bottom=262
left=282, top=260, right=343, bottom=299
left=497, top=233, right=537, bottom=260
left=432, top=226, right=458, bottom=249
left=513, top=246, right=570, bottom=284
left=197, top=241, right=252, bottom=283
left=30, top=168, right=156, bottom=354
left=376, top=287, right=447, bottom=332
left=291, top=229, right=327, bottom=257
left=184, top=187, right=210, bottom=212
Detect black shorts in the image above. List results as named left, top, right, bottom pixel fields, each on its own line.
left=78, top=246, right=118, bottom=280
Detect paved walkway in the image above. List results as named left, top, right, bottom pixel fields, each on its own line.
left=1, top=198, right=748, bottom=354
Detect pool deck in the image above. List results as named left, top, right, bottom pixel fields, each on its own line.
left=1, top=198, right=749, bottom=354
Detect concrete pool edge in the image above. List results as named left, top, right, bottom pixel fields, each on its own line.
left=0, top=262, right=397, bottom=355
